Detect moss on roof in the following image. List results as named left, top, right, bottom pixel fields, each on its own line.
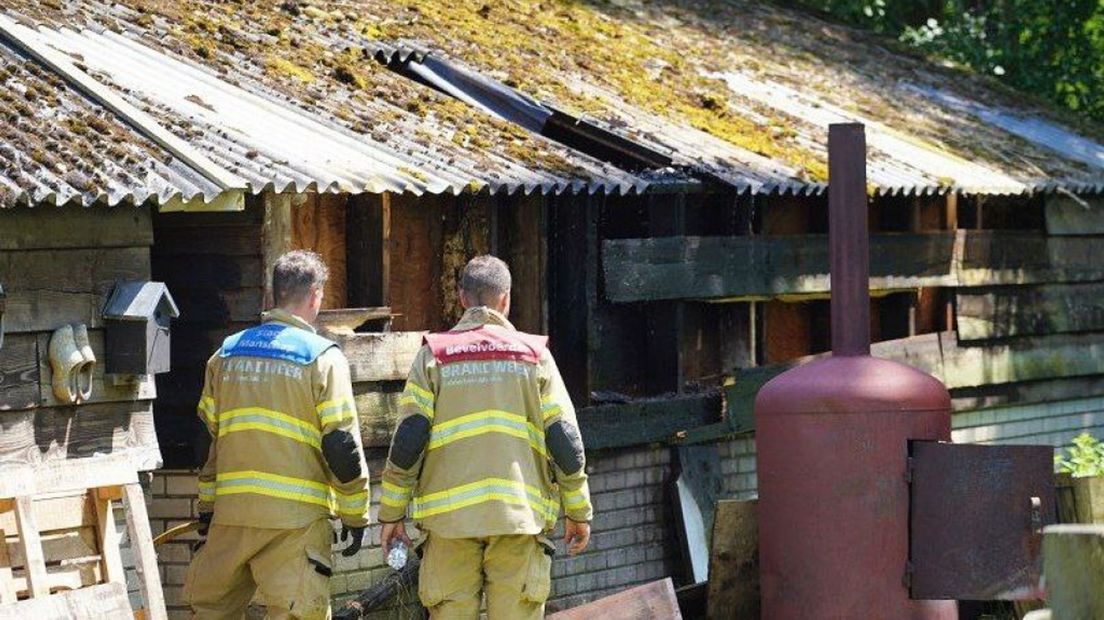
left=8, top=0, right=1104, bottom=189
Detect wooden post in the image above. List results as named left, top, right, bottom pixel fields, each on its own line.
left=122, top=484, right=167, bottom=620
left=646, top=193, right=686, bottom=393
left=1043, top=524, right=1104, bottom=619
left=346, top=193, right=391, bottom=309
left=707, top=499, right=759, bottom=620
left=94, top=487, right=126, bottom=586
left=261, top=192, right=294, bottom=310
left=14, top=496, right=47, bottom=598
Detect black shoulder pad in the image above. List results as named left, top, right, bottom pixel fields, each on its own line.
left=547, top=420, right=584, bottom=475
left=390, top=415, right=431, bottom=470
left=322, top=430, right=362, bottom=484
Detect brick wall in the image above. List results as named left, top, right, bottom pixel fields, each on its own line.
left=138, top=438, right=760, bottom=617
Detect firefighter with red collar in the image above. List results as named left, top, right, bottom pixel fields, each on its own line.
left=184, top=251, right=371, bottom=619
left=379, top=255, right=593, bottom=619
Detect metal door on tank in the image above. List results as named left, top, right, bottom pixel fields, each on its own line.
left=907, top=441, right=1055, bottom=601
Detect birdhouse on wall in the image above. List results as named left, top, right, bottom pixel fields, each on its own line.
left=103, top=281, right=179, bottom=375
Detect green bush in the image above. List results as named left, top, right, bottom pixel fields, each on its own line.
left=1055, top=432, right=1104, bottom=477
left=792, top=1, right=1104, bottom=124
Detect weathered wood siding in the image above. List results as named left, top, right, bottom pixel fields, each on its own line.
left=0, top=205, right=159, bottom=470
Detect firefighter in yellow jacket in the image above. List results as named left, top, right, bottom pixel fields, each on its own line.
left=184, top=251, right=371, bottom=619
left=379, top=255, right=593, bottom=619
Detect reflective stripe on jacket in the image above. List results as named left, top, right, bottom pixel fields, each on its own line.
left=379, top=307, right=592, bottom=538
left=196, top=309, right=371, bottom=529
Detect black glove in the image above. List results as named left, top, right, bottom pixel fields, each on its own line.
left=340, top=524, right=366, bottom=557
left=193, top=512, right=213, bottom=552
left=197, top=512, right=213, bottom=537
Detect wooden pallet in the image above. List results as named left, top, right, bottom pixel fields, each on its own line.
left=0, top=455, right=166, bottom=619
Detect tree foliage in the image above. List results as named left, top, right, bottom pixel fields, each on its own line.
left=794, top=0, right=1104, bottom=123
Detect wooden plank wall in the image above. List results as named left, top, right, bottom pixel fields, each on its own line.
left=0, top=205, right=159, bottom=470
left=585, top=191, right=1104, bottom=450
left=152, top=199, right=265, bottom=466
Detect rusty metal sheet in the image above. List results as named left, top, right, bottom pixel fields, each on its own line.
left=909, top=441, right=1054, bottom=600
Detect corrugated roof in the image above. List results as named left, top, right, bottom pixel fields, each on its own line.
left=0, top=4, right=666, bottom=207
left=4, top=0, right=1103, bottom=203
left=305, top=0, right=1104, bottom=196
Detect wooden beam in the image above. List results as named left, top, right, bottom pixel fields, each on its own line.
left=950, top=375, right=1104, bottom=412
left=261, top=193, right=295, bottom=309
left=604, top=231, right=1104, bottom=302
left=1045, top=195, right=1104, bottom=236
left=92, top=493, right=125, bottom=585
left=958, top=232, right=1104, bottom=286
left=0, top=492, right=95, bottom=534
left=707, top=499, right=759, bottom=620
left=0, top=454, right=139, bottom=499
left=0, top=400, right=158, bottom=469
left=123, top=483, right=167, bottom=620
left=603, top=232, right=958, bottom=302
left=576, top=392, right=721, bottom=451
left=14, top=496, right=47, bottom=598
left=0, top=334, right=37, bottom=411
left=957, top=282, right=1104, bottom=340
left=0, top=581, right=132, bottom=619
left=644, top=193, right=686, bottom=393
left=292, top=194, right=348, bottom=309
left=352, top=383, right=402, bottom=448
left=0, top=247, right=150, bottom=296
left=547, top=194, right=597, bottom=405
left=722, top=331, right=1104, bottom=432
left=0, top=205, right=152, bottom=251
left=328, top=331, right=426, bottom=383
left=1043, top=525, right=1104, bottom=619
left=547, top=579, right=682, bottom=620
left=346, top=193, right=391, bottom=309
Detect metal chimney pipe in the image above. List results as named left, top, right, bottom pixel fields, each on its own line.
left=828, top=123, right=870, bottom=356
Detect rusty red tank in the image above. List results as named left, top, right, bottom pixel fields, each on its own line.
left=755, top=124, right=956, bottom=619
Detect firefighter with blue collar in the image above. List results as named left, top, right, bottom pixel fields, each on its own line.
left=379, top=255, right=593, bottom=619
left=185, top=251, right=370, bottom=619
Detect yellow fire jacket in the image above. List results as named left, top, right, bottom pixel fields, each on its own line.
left=378, top=307, right=592, bottom=537
left=196, top=309, right=370, bottom=529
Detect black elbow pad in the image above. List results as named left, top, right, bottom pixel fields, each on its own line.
left=322, top=430, right=362, bottom=484
left=547, top=420, right=584, bottom=475
left=390, top=415, right=431, bottom=470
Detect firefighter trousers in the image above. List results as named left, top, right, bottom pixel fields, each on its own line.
left=418, top=533, right=554, bottom=619
left=184, top=519, right=334, bottom=620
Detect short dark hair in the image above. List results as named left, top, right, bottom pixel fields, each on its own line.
left=460, top=255, right=511, bottom=305
left=273, top=250, right=328, bottom=306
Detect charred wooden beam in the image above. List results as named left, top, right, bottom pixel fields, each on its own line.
left=603, top=231, right=1104, bottom=302
left=576, top=391, right=721, bottom=451
left=957, top=282, right=1104, bottom=341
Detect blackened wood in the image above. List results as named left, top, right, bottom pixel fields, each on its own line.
left=334, top=553, right=420, bottom=619
left=707, top=500, right=759, bottom=620
left=155, top=255, right=263, bottom=293
left=547, top=194, right=596, bottom=405
left=1045, top=195, right=1104, bottom=236
left=957, top=282, right=1104, bottom=340
left=576, top=392, right=721, bottom=450
left=352, top=381, right=403, bottom=448
left=602, top=232, right=958, bottom=302
left=644, top=193, right=686, bottom=393
left=0, top=334, right=38, bottom=411
left=346, top=193, right=391, bottom=309
left=959, top=232, right=1104, bottom=285
left=950, top=375, right=1104, bottom=411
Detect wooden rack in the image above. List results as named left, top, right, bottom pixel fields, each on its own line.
left=0, top=456, right=166, bottom=619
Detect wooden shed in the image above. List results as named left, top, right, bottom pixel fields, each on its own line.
left=3, top=0, right=1104, bottom=615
